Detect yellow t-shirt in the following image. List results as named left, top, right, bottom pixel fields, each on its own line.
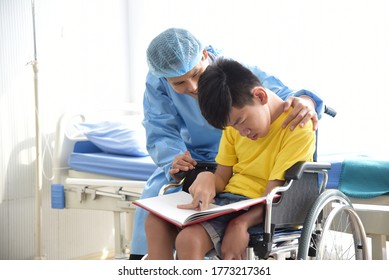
left=216, top=110, right=316, bottom=198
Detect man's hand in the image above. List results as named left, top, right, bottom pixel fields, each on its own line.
left=169, top=151, right=197, bottom=181
left=282, top=96, right=318, bottom=131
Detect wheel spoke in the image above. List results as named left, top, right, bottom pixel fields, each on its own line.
left=298, top=190, right=368, bottom=260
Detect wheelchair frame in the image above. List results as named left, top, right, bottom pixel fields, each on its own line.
left=251, top=161, right=369, bottom=260
left=160, top=161, right=370, bottom=260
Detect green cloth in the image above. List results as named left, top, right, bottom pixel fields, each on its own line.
left=339, top=156, right=389, bottom=198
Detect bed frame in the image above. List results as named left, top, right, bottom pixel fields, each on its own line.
left=350, top=196, right=389, bottom=259
left=52, top=104, right=155, bottom=258
left=322, top=154, right=389, bottom=259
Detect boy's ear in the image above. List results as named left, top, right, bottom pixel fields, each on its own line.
left=252, top=87, right=268, bottom=104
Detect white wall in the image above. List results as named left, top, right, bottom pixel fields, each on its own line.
left=129, top=0, right=389, bottom=157
left=1, top=0, right=388, bottom=259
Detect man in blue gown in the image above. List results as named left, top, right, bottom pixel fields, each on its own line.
left=129, top=28, right=324, bottom=259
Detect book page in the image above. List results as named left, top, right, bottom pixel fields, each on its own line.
left=133, top=192, right=218, bottom=226
left=133, top=191, right=268, bottom=227
left=183, top=195, right=268, bottom=224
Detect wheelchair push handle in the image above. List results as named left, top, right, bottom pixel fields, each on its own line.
left=324, top=105, right=337, bottom=118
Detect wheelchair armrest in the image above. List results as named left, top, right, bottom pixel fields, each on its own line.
left=284, top=161, right=331, bottom=181
left=159, top=178, right=186, bottom=195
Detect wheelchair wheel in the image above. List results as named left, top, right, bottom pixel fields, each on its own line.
left=298, top=189, right=369, bottom=260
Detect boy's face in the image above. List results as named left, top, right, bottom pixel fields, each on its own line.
left=166, top=49, right=209, bottom=99
left=227, top=88, right=271, bottom=140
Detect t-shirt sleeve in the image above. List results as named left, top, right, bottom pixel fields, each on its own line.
left=215, top=128, right=238, bottom=167
left=269, top=122, right=316, bottom=180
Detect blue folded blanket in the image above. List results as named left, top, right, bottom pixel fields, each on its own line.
left=339, top=156, right=389, bottom=198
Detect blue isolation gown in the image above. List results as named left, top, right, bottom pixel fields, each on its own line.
left=130, top=46, right=324, bottom=256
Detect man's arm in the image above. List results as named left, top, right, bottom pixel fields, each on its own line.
left=143, top=73, right=188, bottom=179
left=250, top=66, right=324, bottom=130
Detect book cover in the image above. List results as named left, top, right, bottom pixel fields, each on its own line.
left=132, top=191, right=268, bottom=228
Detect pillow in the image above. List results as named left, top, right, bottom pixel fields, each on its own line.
left=75, top=118, right=148, bottom=157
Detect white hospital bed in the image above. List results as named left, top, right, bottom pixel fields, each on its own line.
left=51, top=105, right=157, bottom=258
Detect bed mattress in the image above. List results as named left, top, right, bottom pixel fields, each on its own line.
left=69, top=152, right=157, bottom=181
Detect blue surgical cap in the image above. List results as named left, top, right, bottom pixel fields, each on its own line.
left=146, top=28, right=205, bottom=78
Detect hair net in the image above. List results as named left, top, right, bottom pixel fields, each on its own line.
left=146, top=28, right=205, bottom=78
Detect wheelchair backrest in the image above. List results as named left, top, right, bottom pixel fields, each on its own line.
left=270, top=172, right=320, bottom=228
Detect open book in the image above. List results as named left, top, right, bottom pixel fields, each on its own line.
left=132, top=191, right=268, bottom=228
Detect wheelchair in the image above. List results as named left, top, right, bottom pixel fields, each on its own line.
left=155, top=106, right=369, bottom=260
left=159, top=160, right=370, bottom=260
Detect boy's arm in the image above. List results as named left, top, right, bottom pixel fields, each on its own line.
left=177, top=165, right=232, bottom=210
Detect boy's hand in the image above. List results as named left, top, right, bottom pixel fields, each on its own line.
left=282, top=96, right=318, bottom=131
left=177, top=171, right=216, bottom=211
left=169, top=151, right=197, bottom=181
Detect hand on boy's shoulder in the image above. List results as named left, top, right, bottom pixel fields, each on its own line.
left=282, top=96, right=318, bottom=131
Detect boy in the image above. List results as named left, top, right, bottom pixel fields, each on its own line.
left=144, top=58, right=316, bottom=260
left=131, top=28, right=323, bottom=259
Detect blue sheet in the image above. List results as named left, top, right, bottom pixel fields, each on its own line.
left=339, top=156, right=389, bottom=198
left=319, top=154, right=389, bottom=198
left=69, top=141, right=157, bottom=181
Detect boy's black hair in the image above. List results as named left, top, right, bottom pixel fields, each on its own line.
left=198, top=57, right=262, bottom=129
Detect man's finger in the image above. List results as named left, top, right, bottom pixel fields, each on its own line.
left=311, top=113, right=319, bottom=131
left=282, top=111, right=298, bottom=129
left=283, top=98, right=293, bottom=112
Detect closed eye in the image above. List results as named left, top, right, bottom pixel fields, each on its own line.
left=232, top=117, right=246, bottom=127
left=192, top=70, right=199, bottom=78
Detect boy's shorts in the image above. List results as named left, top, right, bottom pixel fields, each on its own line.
left=200, top=192, right=263, bottom=258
